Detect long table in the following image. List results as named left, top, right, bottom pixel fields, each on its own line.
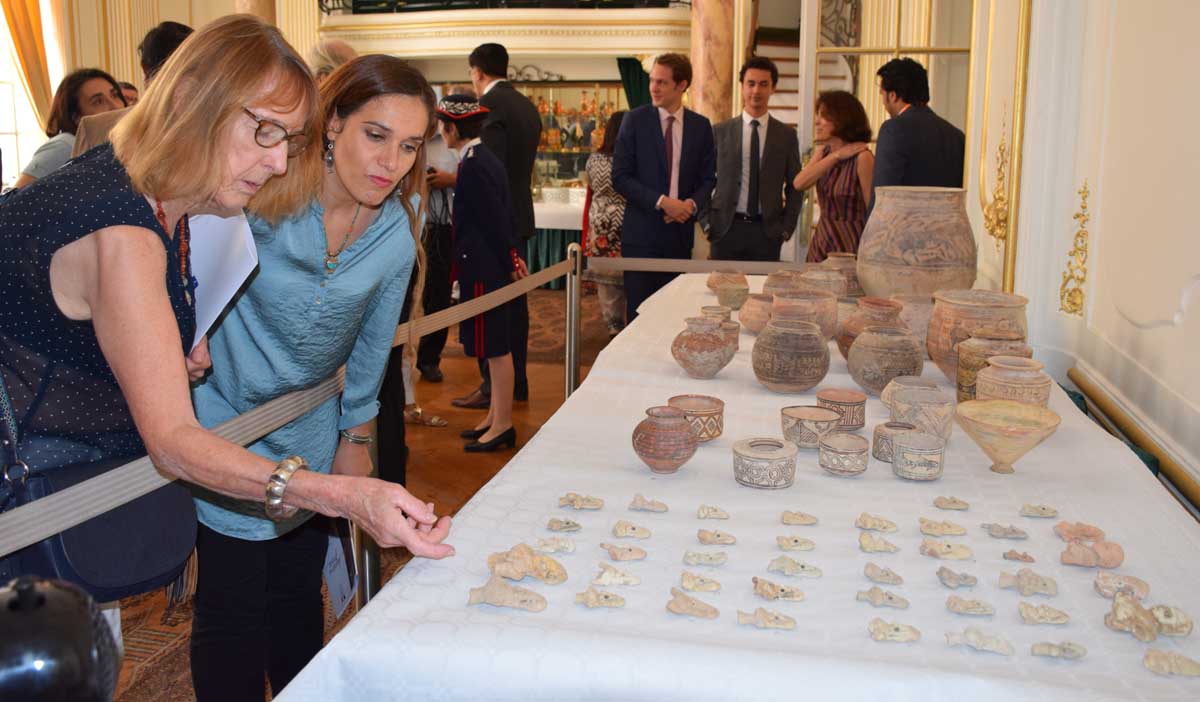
left=278, top=275, right=1200, bottom=701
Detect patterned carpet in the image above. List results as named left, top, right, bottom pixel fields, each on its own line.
left=114, top=287, right=607, bottom=701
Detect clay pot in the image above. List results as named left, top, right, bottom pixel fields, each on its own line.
left=763, top=270, right=804, bottom=297
left=772, top=290, right=838, bottom=340
left=715, top=282, right=750, bottom=311
left=890, top=387, right=955, bottom=440
left=818, top=432, right=870, bottom=477
left=880, top=375, right=939, bottom=412
left=632, top=406, right=698, bottom=474
left=671, top=317, right=730, bottom=379
left=836, top=297, right=858, bottom=338
left=780, top=405, right=843, bottom=449
left=700, top=305, right=732, bottom=322
left=816, top=388, right=867, bottom=430
left=891, top=431, right=946, bottom=481
left=799, top=269, right=848, bottom=298
left=956, top=399, right=1061, bottom=474
left=836, top=296, right=905, bottom=360
left=719, top=321, right=741, bottom=361
left=856, top=186, right=978, bottom=297
left=738, top=293, right=774, bottom=334
left=821, top=252, right=865, bottom=297
left=872, top=421, right=916, bottom=462
left=751, top=319, right=830, bottom=393
left=732, top=438, right=799, bottom=489
left=976, top=356, right=1052, bottom=407
left=847, top=326, right=925, bottom=395
left=955, top=328, right=1033, bottom=402
left=667, top=394, right=725, bottom=443
left=891, top=293, right=935, bottom=359
left=927, top=289, right=1028, bottom=382
left=706, top=270, right=747, bottom=292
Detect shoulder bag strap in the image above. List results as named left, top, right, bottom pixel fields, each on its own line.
left=0, top=372, right=29, bottom=505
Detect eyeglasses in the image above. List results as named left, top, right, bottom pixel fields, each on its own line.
left=244, top=108, right=309, bottom=157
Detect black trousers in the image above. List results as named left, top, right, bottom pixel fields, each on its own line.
left=710, top=219, right=781, bottom=262
left=622, top=240, right=689, bottom=322
left=376, top=344, right=408, bottom=485
left=190, top=519, right=329, bottom=701
left=479, top=238, right=529, bottom=396
left=416, top=220, right=453, bottom=371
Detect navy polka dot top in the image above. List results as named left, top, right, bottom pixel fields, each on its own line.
left=0, top=144, right=196, bottom=469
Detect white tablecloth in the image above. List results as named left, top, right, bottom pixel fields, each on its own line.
left=278, top=275, right=1200, bottom=702
left=534, top=201, right=584, bottom=231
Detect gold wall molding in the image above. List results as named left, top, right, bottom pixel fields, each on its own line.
left=980, top=114, right=1008, bottom=254
left=1059, top=180, right=1089, bottom=316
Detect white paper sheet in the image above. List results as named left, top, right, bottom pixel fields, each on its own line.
left=187, top=212, right=257, bottom=351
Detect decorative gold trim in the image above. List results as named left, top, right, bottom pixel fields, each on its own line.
left=320, top=18, right=692, bottom=33
left=1003, top=0, right=1032, bottom=293
left=1059, top=180, right=1090, bottom=316
left=980, top=114, right=1009, bottom=253
left=814, top=46, right=970, bottom=55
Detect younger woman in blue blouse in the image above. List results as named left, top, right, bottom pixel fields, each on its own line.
left=189, top=56, right=453, bottom=699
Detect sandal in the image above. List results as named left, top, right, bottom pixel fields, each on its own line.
left=404, top=406, right=448, bottom=427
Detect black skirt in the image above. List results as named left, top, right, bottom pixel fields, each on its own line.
left=459, top=280, right=512, bottom=359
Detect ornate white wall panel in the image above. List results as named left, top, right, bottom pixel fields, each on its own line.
left=318, top=8, right=691, bottom=59
left=64, top=0, right=225, bottom=76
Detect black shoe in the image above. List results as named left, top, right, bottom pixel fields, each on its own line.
left=464, top=427, right=517, bottom=452
left=418, top=364, right=443, bottom=383
left=460, top=426, right=490, bottom=440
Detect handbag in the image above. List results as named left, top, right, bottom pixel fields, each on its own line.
left=0, top=372, right=197, bottom=602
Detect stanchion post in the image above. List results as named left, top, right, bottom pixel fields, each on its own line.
left=565, top=243, right=583, bottom=398
left=354, top=418, right=382, bottom=609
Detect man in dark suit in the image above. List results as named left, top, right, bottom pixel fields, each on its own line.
left=870, top=57, right=966, bottom=211
left=452, top=43, right=541, bottom=409
left=701, top=56, right=802, bottom=261
left=613, top=53, right=716, bottom=320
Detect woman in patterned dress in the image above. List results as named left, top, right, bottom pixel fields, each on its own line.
left=583, top=110, right=627, bottom=335
left=792, top=91, right=874, bottom=262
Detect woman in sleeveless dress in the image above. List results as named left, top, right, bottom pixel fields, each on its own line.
left=584, top=110, right=628, bottom=335
left=792, top=90, right=874, bottom=262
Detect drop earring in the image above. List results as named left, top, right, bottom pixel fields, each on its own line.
left=325, top=140, right=335, bottom=172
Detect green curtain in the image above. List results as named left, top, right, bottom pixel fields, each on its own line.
left=617, top=57, right=651, bottom=109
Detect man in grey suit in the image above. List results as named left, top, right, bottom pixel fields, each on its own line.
left=701, top=57, right=802, bottom=261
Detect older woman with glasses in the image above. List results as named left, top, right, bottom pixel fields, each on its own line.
left=0, top=16, right=453, bottom=701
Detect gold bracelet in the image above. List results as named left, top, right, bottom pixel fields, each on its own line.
left=339, top=429, right=373, bottom=445
left=265, top=455, right=307, bottom=521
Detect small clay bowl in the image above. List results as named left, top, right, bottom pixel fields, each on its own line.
left=667, top=394, right=725, bottom=443
left=880, top=375, right=939, bottom=412
left=715, top=283, right=751, bottom=311
left=816, top=388, right=868, bottom=431
left=892, top=431, right=947, bottom=481
left=780, top=405, right=842, bottom=449
left=818, top=432, right=870, bottom=477
left=700, top=305, right=732, bottom=322
left=872, top=421, right=916, bottom=463
left=732, top=437, right=799, bottom=489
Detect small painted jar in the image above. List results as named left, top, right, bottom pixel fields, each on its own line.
left=955, top=328, right=1033, bottom=402
left=707, top=269, right=747, bottom=292
left=847, top=326, right=925, bottom=396
left=890, top=388, right=955, bottom=440
left=976, top=355, right=1052, bottom=407
left=821, top=252, right=864, bottom=297
left=872, top=421, right=916, bottom=463
left=773, top=289, right=838, bottom=340
left=700, top=305, right=732, bottom=322
left=667, top=394, right=725, bottom=443
left=632, top=406, right=697, bottom=474
left=715, top=282, right=750, bottom=311
left=738, top=293, right=774, bottom=334
left=763, top=270, right=804, bottom=297
left=732, top=438, right=799, bottom=489
left=780, top=405, right=843, bottom=450
left=671, top=317, right=730, bottom=379
left=880, top=375, right=939, bottom=412
left=799, top=269, right=848, bottom=298
left=837, top=296, right=905, bottom=360
left=891, top=431, right=947, bottom=481
left=816, top=388, right=868, bottom=431
left=818, top=432, right=870, bottom=477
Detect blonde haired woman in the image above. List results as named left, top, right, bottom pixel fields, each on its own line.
left=0, top=15, right=452, bottom=693
left=309, top=38, right=359, bottom=85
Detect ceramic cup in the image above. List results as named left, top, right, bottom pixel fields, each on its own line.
left=667, top=394, right=725, bottom=443
left=816, top=388, right=868, bottom=431
left=871, top=421, right=916, bottom=463
left=818, top=432, right=870, bottom=477
left=891, top=431, right=947, bottom=481
left=781, top=405, right=843, bottom=450
left=890, top=387, right=955, bottom=440
left=732, top=438, right=799, bottom=489
left=700, top=305, right=732, bottom=322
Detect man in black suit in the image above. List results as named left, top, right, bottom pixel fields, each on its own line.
left=870, top=57, right=966, bottom=210
left=452, top=43, right=541, bottom=409
left=612, top=53, right=716, bottom=320
left=701, top=57, right=802, bottom=261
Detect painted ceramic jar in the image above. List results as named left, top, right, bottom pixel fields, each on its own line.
left=856, top=186, right=978, bottom=297
left=671, top=317, right=730, bottom=379
left=836, top=296, right=905, bottom=360
left=632, top=406, right=697, bottom=474
left=719, top=321, right=741, bottom=364
left=821, top=252, right=865, bottom=297
left=700, top=305, right=732, bottom=322
left=891, top=293, right=935, bottom=359
left=763, top=270, right=804, bottom=297
left=752, top=319, right=830, bottom=393
left=818, top=432, right=870, bottom=477
left=891, top=431, right=947, bottom=481
left=799, top=269, right=848, bottom=298
left=872, top=421, right=917, bottom=463
left=667, top=394, right=725, bottom=443
left=890, top=388, right=955, bottom=440
left=732, top=438, right=799, bottom=489
left=816, top=388, right=868, bottom=431
left=706, top=270, right=747, bottom=292
left=927, top=289, right=1028, bottom=382
left=738, top=293, right=774, bottom=334
left=780, top=405, right=843, bottom=450
left=954, top=328, right=1033, bottom=402
left=880, top=375, right=939, bottom=412
left=848, top=326, right=925, bottom=396
left=772, top=290, right=838, bottom=340
left=836, top=296, right=858, bottom=339
left=976, top=355, right=1052, bottom=407
left=715, top=282, right=750, bottom=311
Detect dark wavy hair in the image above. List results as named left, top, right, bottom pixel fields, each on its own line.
left=599, top=110, right=626, bottom=155
left=815, top=90, right=872, bottom=143
left=45, top=68, right=125, bottom=137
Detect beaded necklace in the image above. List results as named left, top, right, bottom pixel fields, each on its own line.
left=154, top=199, right=194, bottom=305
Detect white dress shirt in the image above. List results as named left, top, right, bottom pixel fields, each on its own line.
left=481, top=78, right=502, bottom=96
left=737, top=111, right=769, bottom=215
left=657, top=105, right=685, bottom=202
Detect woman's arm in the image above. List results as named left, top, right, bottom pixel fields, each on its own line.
left=13, top=173, right=36, bottom=189
left=77, top=225, right=452, bottom=556
left=792, top=143, right=869, bottom=191
left=856, top=150, right=875, bottom=207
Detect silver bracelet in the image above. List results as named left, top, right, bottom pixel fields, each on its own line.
left=339, top=429, right=373, bottom=445
left=265, top=455, right=307, bottom=521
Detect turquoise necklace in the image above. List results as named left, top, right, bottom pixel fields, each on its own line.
left=324, top=203, right=362, bottom=272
